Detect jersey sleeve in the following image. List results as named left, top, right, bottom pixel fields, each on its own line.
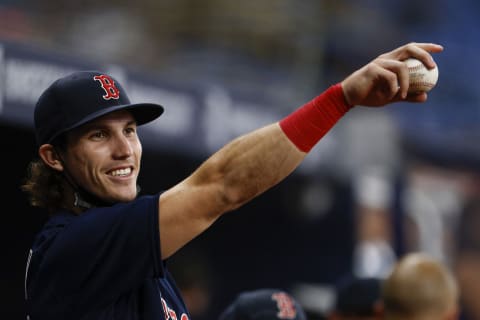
left=33, top=194, right=163, bottom=310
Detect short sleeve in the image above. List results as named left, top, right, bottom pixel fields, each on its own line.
left=31, top=194, right=163, bottom=311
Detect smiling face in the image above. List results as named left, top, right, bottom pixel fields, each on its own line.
left=60, top=110, right=142, bottom=204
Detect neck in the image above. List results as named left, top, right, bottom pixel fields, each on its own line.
left=60, top=179, right=110, bottom=214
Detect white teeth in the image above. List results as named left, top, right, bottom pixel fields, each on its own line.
left=110, top=168, right=132, bottom=176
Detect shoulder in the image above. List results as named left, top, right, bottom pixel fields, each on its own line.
left=31, top=211, right=75, bottom=250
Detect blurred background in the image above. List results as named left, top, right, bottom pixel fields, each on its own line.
left=1, top=0, right=480, bottom=319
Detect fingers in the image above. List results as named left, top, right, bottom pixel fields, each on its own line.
left=376, top=42, right=443, bottom=99
left=342, top=62, right=401, bottom=106
left=402, top=43, right=443, bottom=69
left=343, top=42, right=443, bottom=107
left=374, top=65, right=401, bottom=101
left=405, top=92, right=428, bottom=103
left=373, top=58, right=409, bottom=99
left=380, top=42, right=444, bottom=69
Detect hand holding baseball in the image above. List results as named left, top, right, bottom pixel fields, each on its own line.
left=341, top=42, right=443, bottom=107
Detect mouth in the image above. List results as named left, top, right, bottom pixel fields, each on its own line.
left=107, top=166, right=133, bottom=177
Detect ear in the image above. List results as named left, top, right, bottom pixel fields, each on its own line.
left=38, top=144, right=64, bottom=172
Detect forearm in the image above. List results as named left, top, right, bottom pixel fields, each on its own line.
left=199, top=123, right=306, bottom=211
left=192, top=83, right=351, bottom=212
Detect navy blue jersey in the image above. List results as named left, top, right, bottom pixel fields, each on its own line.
left=25, top=194, right=191, bottom=320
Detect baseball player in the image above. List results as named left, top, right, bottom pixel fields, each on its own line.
left=22, top=42, right=443, bottom=320
left=218, top=288, right=307, bottom=320
left=382, top=252, right=459, bottom=320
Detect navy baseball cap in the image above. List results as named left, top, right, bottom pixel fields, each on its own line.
left=219, top=289, right=307, bottom=320
left=34, top=71, right=164, bottom=145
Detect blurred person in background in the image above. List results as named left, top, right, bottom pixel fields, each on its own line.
left=382, top=252, right=459, bottom=320
left=454, top=197, right=480, bottom=320
left=218, top=288, right=307, bottom=320
left=398, top=159, right=480, bottom=320
left=352, top=166, right=397, bottom=279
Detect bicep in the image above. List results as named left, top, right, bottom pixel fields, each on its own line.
left=159, top=177, right=227, bottom=259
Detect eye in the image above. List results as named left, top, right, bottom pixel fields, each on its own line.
left=90, top=130, right=107, bottom=140
left=125, top=126, right=137, bottom=136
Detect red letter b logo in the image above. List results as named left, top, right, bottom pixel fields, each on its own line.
left=93, top=75, right=120, bottom=100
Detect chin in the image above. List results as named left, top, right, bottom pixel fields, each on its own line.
left=117, top=193, right=138, bottom=202
left=105, top=189, right=137, bottom=203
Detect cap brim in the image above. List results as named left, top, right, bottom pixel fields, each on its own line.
left=124, top=103, right=165, bottom=126
left=49, top=103, right=164, bottom=143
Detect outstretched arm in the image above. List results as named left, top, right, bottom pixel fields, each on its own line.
left=158, top=42, right=443, bottom=259
left=159, top=123, right=303, bottom=258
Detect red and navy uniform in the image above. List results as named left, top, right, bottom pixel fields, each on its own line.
left=25, top=194, right=190, bottom=320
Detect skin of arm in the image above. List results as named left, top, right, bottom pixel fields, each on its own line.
left=159, top=42, right=444, bottom=259
left=159, top=123, right=304, bottom=258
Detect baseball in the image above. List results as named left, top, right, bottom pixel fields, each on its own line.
left=405, top=58, right=439, bottom=94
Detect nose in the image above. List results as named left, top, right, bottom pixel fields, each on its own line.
left=112, top=134, right=134, bottom=159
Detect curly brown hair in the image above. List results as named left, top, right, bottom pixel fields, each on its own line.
left=21, top=159, right=70, bottom=214
left=21, top=135, right=73, bottom=215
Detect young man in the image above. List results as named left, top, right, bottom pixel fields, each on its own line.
left=23, top=42, right=443, bottom=320
left=382, top=252, right=459, bottom=320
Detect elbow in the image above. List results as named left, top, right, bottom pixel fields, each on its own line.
left=220, top=187, right=254, bottom=211
left=220, top=173, right=262, bottom=211
left=195, top=155, right=264, bottom=215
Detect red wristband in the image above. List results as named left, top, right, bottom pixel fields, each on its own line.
left=279, top=83, right=353, bottom=152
